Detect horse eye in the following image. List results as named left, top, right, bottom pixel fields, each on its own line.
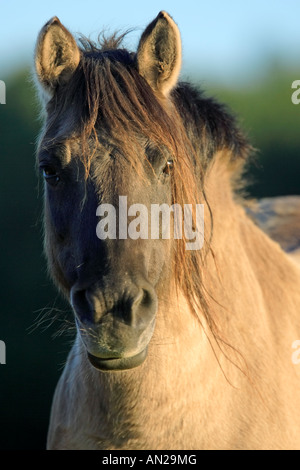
left=162, top=159, right=174, bottom=175
left=41, top=166, right=60, bottom=186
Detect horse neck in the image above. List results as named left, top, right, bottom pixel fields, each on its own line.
left=204, top=152, right=243, bottom=245
left=201, top=151, right=300, bottom=348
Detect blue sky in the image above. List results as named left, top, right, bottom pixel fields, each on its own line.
left=1, top=0, right=300, bottom=85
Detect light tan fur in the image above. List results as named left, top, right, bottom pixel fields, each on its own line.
left=47, top=154, right=300, bottom=450
left=34, top=12, right=300, bottom=450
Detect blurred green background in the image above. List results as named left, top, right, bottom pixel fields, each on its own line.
left=0, top=70, right=72, bottom=450
left=0, top=0, right=300, bottom=451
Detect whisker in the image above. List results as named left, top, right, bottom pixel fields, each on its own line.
left=28, top=301, right=75, bottom=341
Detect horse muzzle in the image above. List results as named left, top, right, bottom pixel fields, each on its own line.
left=70, top=280, right=157, bottom=371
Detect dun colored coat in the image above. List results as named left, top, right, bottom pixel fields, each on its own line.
left=34, top=12, right=300, bottom=450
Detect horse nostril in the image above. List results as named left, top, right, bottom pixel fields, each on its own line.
left=142, top=289, right=153, bottom=307
left=71, top=283, right=157, bottom=327
left=129, top=287, right=157, bottom=328
left=133, top=289, right=152, bottom=310
left=71, top=288, right=91, bottom=322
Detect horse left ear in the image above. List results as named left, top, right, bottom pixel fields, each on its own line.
left=137, top=11, right=182, bottom=97
left=34, top=17, right=80, bottom=101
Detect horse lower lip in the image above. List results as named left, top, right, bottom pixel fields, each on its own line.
left=87, top=348, right=148, bottom=371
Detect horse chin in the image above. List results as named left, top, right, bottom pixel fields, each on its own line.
left=87, top=348, right=148, bottom=372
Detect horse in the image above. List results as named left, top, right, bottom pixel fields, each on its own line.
left=34, top=11, right=300, bottom=450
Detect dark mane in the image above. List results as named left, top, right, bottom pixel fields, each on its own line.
left=79, top=30, right=134, bottom=54
left=172, top=83, right=250, bottom=165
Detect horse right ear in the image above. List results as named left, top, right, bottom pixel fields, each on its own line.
left=137, top=11, right=182, bottom=98
left=34, top=17, right=80, bottom=102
